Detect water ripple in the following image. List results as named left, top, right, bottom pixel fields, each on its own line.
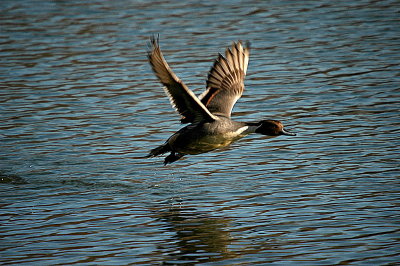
left=1, top=0, right=399, bottom=264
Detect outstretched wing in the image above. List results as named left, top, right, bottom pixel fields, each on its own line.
left=148, top=36, right=218, bottom=123
left=200, top=41, right=250, bottom=117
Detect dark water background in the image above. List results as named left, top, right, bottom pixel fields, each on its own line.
left=1, top=0, right=399, bottom=264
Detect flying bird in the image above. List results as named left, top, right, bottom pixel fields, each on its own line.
left=147, top=37, right=295, bottom=165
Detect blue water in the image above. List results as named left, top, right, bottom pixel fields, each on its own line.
left=1, top=0, right=399, bottom=264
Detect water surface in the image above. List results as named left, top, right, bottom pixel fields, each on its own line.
left=1, top=0, right=399, bottom=264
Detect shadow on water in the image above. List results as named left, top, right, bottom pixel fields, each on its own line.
left=0, top=172, right=27, bottom=185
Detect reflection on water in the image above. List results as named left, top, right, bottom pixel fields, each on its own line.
left=155, top=207, right=234, bottom=263
left=1, top=0, right=399, bottom=264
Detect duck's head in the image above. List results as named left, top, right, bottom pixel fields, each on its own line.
left=255, top=120, right=296, bottom=136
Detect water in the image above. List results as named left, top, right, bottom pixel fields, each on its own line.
left=1, top=0, right=399, bottom=264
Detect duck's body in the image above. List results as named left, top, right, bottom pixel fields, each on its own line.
left=149, top=117, right=249, bottom=163
left=169, top=118, right=248, bottom=154
left=147, top=37, right=295, bottom=165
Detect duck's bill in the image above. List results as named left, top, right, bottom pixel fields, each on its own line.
left=281, top=129, right=296, bottom=136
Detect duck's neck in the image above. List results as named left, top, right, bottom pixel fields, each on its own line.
left=243, top=122, right=261, bottom=134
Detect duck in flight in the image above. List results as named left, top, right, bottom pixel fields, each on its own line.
left=147, top=37, right=295, bottom=165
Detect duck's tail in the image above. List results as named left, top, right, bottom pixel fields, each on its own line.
left=146, top=143, right=170, bottom=158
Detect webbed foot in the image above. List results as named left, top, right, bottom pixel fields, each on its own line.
left=164, top=152, right=184, bottom=165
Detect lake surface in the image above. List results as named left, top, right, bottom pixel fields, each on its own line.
left=1, top=0, right=399, bottom=264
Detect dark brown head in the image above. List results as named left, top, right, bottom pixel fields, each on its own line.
left=254, top=120, right=296, bottom=136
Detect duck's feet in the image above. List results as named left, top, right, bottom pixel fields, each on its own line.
left=164, top=152, right=184, bottom=165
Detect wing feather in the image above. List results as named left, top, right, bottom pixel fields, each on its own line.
left=148, top=36, right=217, bottom=123
left=199, top=41, right=250, bottom=118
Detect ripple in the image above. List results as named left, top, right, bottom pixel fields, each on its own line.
left=1, top=0, right=400, bottom=264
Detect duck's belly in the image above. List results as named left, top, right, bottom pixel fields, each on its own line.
left=171, top=134, right=244, bottom=155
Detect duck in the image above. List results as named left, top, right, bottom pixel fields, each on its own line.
left=146, top=36, right=295, bottom=165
